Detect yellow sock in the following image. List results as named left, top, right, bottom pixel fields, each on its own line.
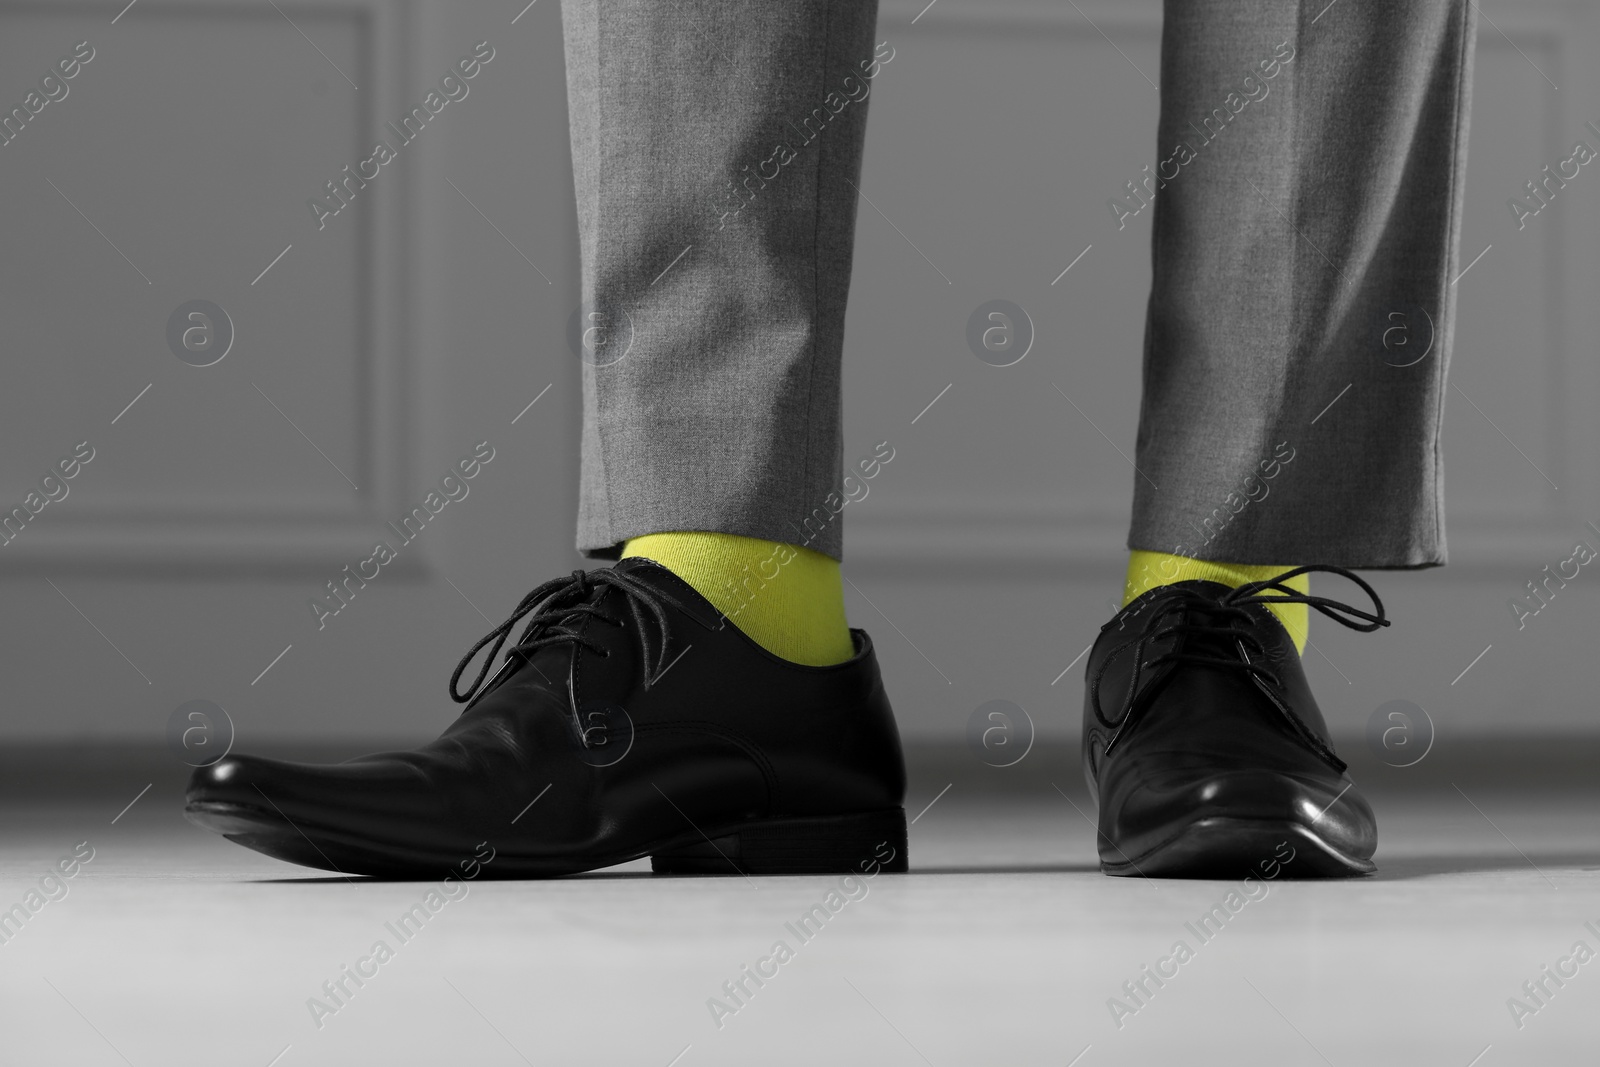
left=623, top=531, right=855, bottom=666
left=1122, top=550, right=1309, bottom=654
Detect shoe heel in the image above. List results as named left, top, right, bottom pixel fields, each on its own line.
left=652, top=808, right=908, bottom=875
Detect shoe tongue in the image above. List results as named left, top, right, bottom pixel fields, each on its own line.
left=611, top=555, right=666, bottom=577
left=1122, top=578, right=1230, bottom=619
left=1161, top=579, right=1295, bottom=659
left=1120, top=579, right=1269, bottom=657
left=607, top=556, right=724, bottom=629
left=1168, top=578, right=1233, bottom=598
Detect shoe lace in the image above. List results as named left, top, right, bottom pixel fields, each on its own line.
left=1091, top=565, right=1389, bottom=766
left=449, top=567, right=691, bottom=707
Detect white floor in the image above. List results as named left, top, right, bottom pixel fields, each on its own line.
left=4, top=782, right=1599, bottom=1066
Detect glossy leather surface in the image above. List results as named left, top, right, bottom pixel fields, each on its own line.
left=186, top=559, right=907, bottom=876
left=1082, top=580, right=1378, bottom=876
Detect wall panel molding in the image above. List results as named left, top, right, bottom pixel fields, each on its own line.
left=0, top=0, right=421, bottom=573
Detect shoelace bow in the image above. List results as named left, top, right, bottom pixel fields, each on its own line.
left=1091, top=565, right=1389, bottom=765
left=449, top=567, right=690, bottom=706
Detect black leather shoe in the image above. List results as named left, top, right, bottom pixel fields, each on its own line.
left=1082, top=566, right=1388, bottom=878
left=186, top=558, right=909, bottom=878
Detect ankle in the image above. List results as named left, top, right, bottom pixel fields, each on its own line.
left=623, top=531, right=854, bottom=666
left=1124, top=550, right=1309, bottom=653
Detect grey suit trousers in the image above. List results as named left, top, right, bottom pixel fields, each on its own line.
left=563, top=0, right=1477, bottom=569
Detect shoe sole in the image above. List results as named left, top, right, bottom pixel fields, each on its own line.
left=184, top=801, right=908, bottom=879
left=1100, top=816, right=1375, bottom=879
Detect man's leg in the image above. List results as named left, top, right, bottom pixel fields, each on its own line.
left=1130, top=0, right=1475, bottom=576
left=184, top=2, right=910, bottom=877
left=564, top=0, right=885, bottom=665
left=1085, top=0, right=1477, bottom=877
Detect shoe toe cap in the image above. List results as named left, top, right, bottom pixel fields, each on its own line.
left=185, top=752, right=443, bottom=830
left=1106, top=763, right=1376, bottom=861
left=186, top=753, right=286, bottom=805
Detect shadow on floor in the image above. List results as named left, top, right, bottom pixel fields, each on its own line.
left=1368, top=852, right=1600, bottom=880
left=239, top=855, right=1598, bottom=884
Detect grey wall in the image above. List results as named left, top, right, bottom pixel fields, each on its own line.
left=1, top=0, right=1597, bottom=754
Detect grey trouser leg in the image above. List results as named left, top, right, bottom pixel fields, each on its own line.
left=562, top=0, right=881, bottom=562
left=1128, top=0, right=1477, bottom=568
